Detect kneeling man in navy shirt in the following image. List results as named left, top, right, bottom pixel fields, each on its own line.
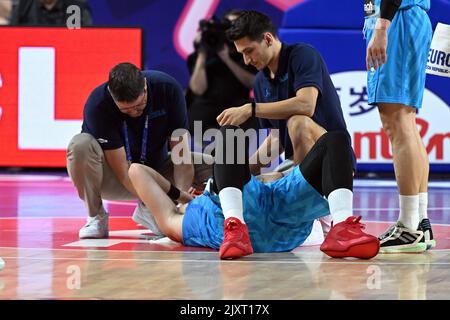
left=217, top=10, right=356, bottom=174
left=67, top=63, right=211, bottom=239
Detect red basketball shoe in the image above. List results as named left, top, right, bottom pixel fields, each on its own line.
left=219, top=218, right=254, bottom=260
left=320, top=216, right=380, bottom=259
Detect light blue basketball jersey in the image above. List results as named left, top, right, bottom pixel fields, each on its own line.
left=182, top=166, right=330, bottom=253
left=397, top=0, right=430, bottom=11
left=369, top=0, right=430, bottom=13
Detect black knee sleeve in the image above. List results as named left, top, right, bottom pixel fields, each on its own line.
left=300, top=131, right=354, bottom=197
left=212, top=125, right=251, bottom=193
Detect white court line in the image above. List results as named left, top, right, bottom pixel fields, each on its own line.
left=1, top=255, right=450, bottom=265
left=1, top=246, right=450, bottom=254
left=354, top=207, right=450, bottom=211
left=354, top=180, right=450, bottom=188
left=0, top=246, right=217, bottom=253
left=1, top=177, right=449, bottom=188
left=0, top=216, right=133, bottom=220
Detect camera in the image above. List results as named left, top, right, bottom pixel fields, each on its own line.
left=198, top=16, right=232, bottom=52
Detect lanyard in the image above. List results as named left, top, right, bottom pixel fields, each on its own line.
left=123, top=114, right=149, bottom=164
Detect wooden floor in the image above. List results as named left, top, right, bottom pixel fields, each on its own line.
left=1, top=247, right=449, bottom=300
left=1, top=173, right=450, bottom=300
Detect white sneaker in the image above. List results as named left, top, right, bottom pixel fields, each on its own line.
left=79, top=213, right=109, bottom=239
left=0, top=257, right=4, bottom=270
left=132, top=201, right=164, bottom=236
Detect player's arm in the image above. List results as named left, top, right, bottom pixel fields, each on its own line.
left=380, top=0, right=402, bottom=22
left=104, top=147, right=138, bottom=196
left=249, top=129, right=283, bottom=175
left=374, top=0, right=403, bottom=31
left=170, top=131, right=195, bottom=191
left=253, top=87, right=318, bottom=119
left=366, top=0, right=403, bottom=70
left=217, top=86, right=318, bottom=126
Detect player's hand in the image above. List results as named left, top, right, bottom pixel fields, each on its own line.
left=178, top=190, right=194, bottom=204
left=366, top=29, right=388, bottom=71
left=217, top=104, right=251, bottom=126
left=366, top=18, right=390, bottom=71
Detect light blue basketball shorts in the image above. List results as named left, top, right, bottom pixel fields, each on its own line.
left=365, top=6, right=432, bottom=109
left=182, top=166, right=330, bottom=253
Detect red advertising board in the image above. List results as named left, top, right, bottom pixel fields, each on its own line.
left=0, top=27, right=142, bottom=167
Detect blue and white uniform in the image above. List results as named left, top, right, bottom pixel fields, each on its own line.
left=182, top=166, right=330, bottom=253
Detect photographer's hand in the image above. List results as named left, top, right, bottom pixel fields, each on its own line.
left=217, top=44, right=230, bottom=62
left=218, top=45, right=255, bottom=88
left=189, top=49, right=208, bottom=95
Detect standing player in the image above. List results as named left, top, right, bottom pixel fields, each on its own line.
left=364, top=0, right=434, bottom=252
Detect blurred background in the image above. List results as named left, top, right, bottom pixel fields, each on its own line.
left=0, top=0, right=449, bottom=176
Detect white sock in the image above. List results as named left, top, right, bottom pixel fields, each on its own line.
left=327, top=189, right=353, bottom=224
left=419, top=192, right=428, bottom=221
left=219, top=187, right=245, bottom=223
left=399, top=195, right=420, bottom=230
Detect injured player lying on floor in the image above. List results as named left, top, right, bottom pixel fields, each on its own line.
left=128, top=125, right=380, bottom=260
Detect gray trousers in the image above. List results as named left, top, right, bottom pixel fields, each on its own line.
left=67, top=133, right=213, bottom=217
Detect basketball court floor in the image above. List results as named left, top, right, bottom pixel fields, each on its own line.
left=0, top=173, right=449, bottom=300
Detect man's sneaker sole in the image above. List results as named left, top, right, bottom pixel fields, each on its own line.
left=220, top=245, right=253, bottom=260
left=321, top=240, right=380, bottom=259
left=379, top=242, right=427, bottom=254
left=79, top=233, right=108, bottom=239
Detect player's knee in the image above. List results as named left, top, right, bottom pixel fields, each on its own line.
left=287, top=115, right=313, bottom=140
left=128, top=163, right=146, bottom=180
left=380, top=115, right=413, bottom=142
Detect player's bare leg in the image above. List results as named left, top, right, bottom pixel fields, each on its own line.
left=377, top=103, right=427, bottom=253
left=128, top=163, right=184, bottom=242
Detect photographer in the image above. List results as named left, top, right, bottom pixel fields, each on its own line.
left=187, top=10, right=258, bottom=134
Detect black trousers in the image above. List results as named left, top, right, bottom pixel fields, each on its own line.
left=212, top=125, right=353, bottom=197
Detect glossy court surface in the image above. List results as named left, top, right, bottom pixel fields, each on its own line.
left=0, top=174, right=449, bottom=300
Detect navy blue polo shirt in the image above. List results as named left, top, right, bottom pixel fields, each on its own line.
left=254, top=43, right=356, bottom=168
left=81, top=70, right=188, bottom=170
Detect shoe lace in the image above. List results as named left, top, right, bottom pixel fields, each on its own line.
left=85, top=215, right=104, bottom=228
left=225, top=219, right=239, bottom=231
left=87, top=219, right=99, bottom=227
left=379, top=224, right=397, bottom=240
left=345, top=216, right=366, bottom=230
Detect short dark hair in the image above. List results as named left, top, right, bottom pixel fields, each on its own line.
left=223, top=9, right=242, bottom=20
left=226, top=10, right=278, bottom=42
left=108, top=63, right=145, bottom=102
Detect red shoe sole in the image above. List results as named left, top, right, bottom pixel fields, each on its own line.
left=321, top=240, right=380, bottom=259
left=219, top=245, right=253, bottom=260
